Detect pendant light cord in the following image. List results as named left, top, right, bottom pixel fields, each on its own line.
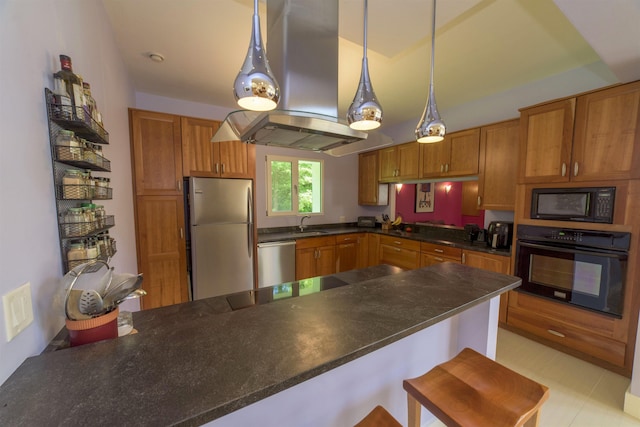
left=363, top=0, right=368, bottom=59
left=429, top=0, right=436, bottom=93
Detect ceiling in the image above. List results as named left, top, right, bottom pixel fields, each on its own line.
left=102, top=0, right=640, bottom=132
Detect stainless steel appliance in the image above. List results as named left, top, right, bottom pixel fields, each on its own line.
left=514, top=225, right=630, bottom=317
left=187, top=177, right=254, bottom=300
left=257, top=241, right=296, bottom=288
left=486, top=221, right=513, bottom=249
left=530, top=187, right=615, bottom=223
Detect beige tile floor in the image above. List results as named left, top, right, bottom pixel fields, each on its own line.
left=430, top=328, right=640, bottom=427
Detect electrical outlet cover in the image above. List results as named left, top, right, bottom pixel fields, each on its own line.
left=2, top=282, right=34, bottom=342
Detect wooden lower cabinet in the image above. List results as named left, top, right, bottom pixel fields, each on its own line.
left=420, top=242, right=462, bottom=267
left=462, top=250, right=511, bottom=323
left=295, top=236, right=336, bottom=280
left=506, top=291, right=626, bottom=371
left=134, top=195, right=189, bottom=309
left=379, top=235, right=420, bottom=270
left=335, top=233, right=368, bottom=273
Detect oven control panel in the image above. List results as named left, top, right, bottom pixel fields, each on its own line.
left=517, top=225, right=631, bottom=251
left=549, top=230, right=583, bottom=242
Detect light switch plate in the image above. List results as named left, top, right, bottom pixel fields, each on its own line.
left=2, top=282, right=34, bottom=342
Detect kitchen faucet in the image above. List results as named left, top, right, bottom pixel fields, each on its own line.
left=299, top=215, right=311, bottom=232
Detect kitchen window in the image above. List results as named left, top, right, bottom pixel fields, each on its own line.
left=266, top=155, right=323, bottom=216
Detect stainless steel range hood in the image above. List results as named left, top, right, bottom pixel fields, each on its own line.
left=211, top=0, right=393, bottom=156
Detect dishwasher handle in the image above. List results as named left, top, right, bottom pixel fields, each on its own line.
left=257, top=241, right=297, bottom=248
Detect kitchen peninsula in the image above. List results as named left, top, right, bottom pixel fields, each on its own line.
left=0, top=263, right=520, bottom=426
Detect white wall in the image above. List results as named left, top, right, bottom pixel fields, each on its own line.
left=134, top=93, right=386, bottom=229
left=0, top=0, right=136, bottom=385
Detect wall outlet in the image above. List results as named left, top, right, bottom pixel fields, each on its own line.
left=2, top=282, right=34, bottom=342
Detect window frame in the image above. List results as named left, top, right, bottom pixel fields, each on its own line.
left=266, top=154, right=324, bottom=217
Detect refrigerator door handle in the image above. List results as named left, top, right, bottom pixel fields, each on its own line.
left=247, top=186, right=254, bottom=257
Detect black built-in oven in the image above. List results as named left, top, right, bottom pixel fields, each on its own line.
left=515, top=225, right=630, bottom=318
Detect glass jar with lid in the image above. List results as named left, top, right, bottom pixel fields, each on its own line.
left=62, top=169, right=83, bottom=199
left=67, top=242, right=86, bottom=270
left=56, top=130, right=81, bottom=161
left=64, top=207, right=85, bottom=237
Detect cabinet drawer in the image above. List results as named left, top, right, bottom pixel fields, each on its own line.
left=507, top=305, right=626, bottom=367
left=379, top=244, right=419, bottom=270
left=295, top=235, right=336, bottom=249
left=420, top=242, right=462, bottom=260
left=335, top=233, right=363, bottom=244
left=421, top=253, right=462, bottom=268
left=379, top=235, right=421, bottom=251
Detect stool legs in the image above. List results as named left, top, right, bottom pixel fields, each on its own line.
left=407, top=394, right=421, bottom=427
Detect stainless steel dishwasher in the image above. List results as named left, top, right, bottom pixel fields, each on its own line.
left=257, top=241, right=296, bottom=288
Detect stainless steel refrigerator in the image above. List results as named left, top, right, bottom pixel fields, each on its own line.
left=188, top=177, right=254, bottom=300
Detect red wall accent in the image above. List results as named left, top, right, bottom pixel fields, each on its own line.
left=395, top=182, right=484, bottom=227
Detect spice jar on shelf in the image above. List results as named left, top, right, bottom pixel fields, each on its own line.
left=56, top=130, right=81, bottom=161
left=62, top=169, right=84, bottom=199
left=64, top=207, right=86, bottom=237
left=67, top=242, right=87, bottom=270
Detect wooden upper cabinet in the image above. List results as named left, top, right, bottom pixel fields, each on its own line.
left=519, top=98, right=575, bottom=184
left=572, top=81, right=640, bottom=182
left=379, top=142, right=419, bottom=182
left=478, top=119, right=520, bottom=210
left=130, top=109, right=183, bottom=195
left=419, top=128, right=480, bottom=178
left=358, top=151, right=383, bottom=205
left=181, top=116, right=255, bottom=179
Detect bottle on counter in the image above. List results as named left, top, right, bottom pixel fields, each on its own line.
left=54, top=55, right=84, bottom=121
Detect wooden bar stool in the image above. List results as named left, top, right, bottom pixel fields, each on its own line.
left=355, top=405, right=402, bottom=427
left=403, top=348, right=549, bottom=427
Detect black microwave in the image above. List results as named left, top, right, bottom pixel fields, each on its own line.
left=530, top=187, right=615, bottom=224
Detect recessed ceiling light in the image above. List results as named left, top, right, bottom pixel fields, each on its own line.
left=148, top=52, right=165, bottom=63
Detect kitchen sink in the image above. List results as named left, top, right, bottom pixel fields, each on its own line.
left=295, top=230, right=329, bottom=237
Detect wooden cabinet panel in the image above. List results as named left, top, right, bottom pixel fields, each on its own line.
left=462, top=250, right=510, bottom=274
left=572, top=81, right=640, bottom=182
left=380, top=244, right=420, bottom=270
left=181, top=117, right=219, bottom=177
left=378, top=143, right=419, bottom=182
left=419, top=128, right=479, bottom=178
left=507, top=290, right=628, bottom=370
left=135, top=195, right=188, bottom=309
left=461, top=181, right=480, bottom=216
left=181, top=116, right=254, bottom=179
left=478, top=119, right=519, bottom=210
left=295, top=236, right=337, bottom=280
left=420, top=253, right=462, bottom=268
left=358, top=151, right=387, bottom=205
left=518, top=98, right=575, bottom=184
left=367, top=233, right=380, bottom=267
left=130, top=109, right=183, bottom=195
left=336, top=233, right=368, bottom=272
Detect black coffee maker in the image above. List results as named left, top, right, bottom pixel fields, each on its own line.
left=486, top=221, right=514, bottom=249
left=464, top=223, right=480, bottom=243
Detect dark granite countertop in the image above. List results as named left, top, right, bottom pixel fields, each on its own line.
left=259, top=223, right=511, bottom=257
left=0, top=263, right=520, bottom=426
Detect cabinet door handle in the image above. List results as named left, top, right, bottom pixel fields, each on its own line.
left=394, top=248, right=401, bottom=252
left=477, top=196, right=481, bottom=207
left=434, top=257, right=444, bottom=262
left=393, top=240, right=402, bottom=245
left=573, top=162, right=579, bottom=176
left=561, top=162, right=567, bottom=177
left=215, top=163, right=220, bottom=174
left=221, top=163, right=225, bottom=174
left=462, top=253, right=466, bottom=263
left=177, top=180, right=182, bottom=191
left=440, top=164, right=444, bottom=173
left=179, top=228, right=184, bottom=239
left=445, top=163, right=449, bottom=173
left=434, top=248, right=444, bottom=253
left=547, top=329, right=565, bottom=338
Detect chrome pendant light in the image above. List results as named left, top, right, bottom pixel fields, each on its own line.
left=233, top=0, right=280, bottom=111
left=347, top=0, right=383, bottom=130
left=416, top=0, right=445, bottom=143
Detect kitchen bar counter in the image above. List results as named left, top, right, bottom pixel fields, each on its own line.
left=0, top=263, right=520, bottom=426
left=258, top=223, right=511, bottom=257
